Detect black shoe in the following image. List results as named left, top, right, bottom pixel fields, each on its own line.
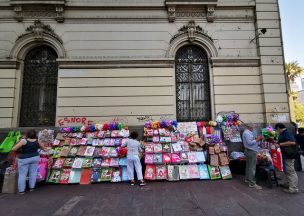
left=17, top=191, right=25, bottom=195
left=279, top=183, right=289, bottom=189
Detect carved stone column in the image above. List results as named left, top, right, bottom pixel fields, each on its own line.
left=206, top=6, right=215, bottom=22
left=168, top=6, right=176, bottom=22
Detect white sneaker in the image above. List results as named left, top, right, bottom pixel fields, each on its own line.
left=249, top=184, right=263, bottom=190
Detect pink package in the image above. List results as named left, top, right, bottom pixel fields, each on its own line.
left=171, top=153, right=181, bottom=164
left=145, top=154, right=154, bottom=164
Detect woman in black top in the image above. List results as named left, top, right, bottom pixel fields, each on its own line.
left=12, top=130, right=45, bottom=194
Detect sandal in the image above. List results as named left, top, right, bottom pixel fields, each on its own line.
left=130, top=181, right=135, bottom=186
left=140, top=181, right=146, bottom=186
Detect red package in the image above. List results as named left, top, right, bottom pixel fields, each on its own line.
left=271, top=147, right=283, bottom=172
left=80, top=168, right=92, bottom=185
left=144, top=164, right=156, bottom=180
left=59, top=168, right=71, bottom=184
left=162, top=153, right=172, bottom=164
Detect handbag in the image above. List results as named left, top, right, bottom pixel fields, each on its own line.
left=0, top=131, right=17, bottom=153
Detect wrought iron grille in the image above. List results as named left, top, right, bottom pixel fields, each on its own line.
left=175, top=45, right=211, bottom=122
left=20, top=46, right=58, bottom=127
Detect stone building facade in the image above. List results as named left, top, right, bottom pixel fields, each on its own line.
left=0, top=0, right=290, bottom=128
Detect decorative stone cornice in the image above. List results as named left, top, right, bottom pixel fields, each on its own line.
left=17, top=20, right=63, bottom=44
left=170, top=21, right=213, bottom=44
left=10, top=0, right=65, bottom=22
left=165, top=0, right=217, bottom=22
left=0, top=60, right=19, bottom=69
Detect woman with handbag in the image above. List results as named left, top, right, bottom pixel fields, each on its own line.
left=12, top=130, right=45, bottom=194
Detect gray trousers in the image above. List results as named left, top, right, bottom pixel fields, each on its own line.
left=245, top=149, right=257, bottom=185
left=284, top=158, right=299, bottom=191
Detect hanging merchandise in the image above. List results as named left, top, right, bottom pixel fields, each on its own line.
left=167, top=165, right=180, bottom=181
left=144, top=164, right=156, bottom=180
left=80, top=169, right=92, bottom=184
left=0, top=131, right=21, bottom=153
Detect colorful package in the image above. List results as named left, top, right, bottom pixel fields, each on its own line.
left=119, top=157, right=127, bottom=166
left=70, top=138, right=77, bottom=146
left=208, top=165, right=221, bottom=180
left=188, top=152, right=198, bottom=164
left=93, top=158, right=102, bottom=168
left=48, top=169, right=61, bottom=183
left=101, top=168, right=113, bottom=182
left=167, top=165, right=179, bottom=181
left=72, top=158, right=83, bottom=169
left=162, top=153, right=171, bottom=164
left=91, top=168, right=101, bottom=183
left=153, top=136, right=160, bottom=143
left=145, top=154, right=154, bottom=164
left=144, top=164, right=156, bottom=180
left=188, top=164, right=199, bottom=179
left=52, top=147, right=63, bottom=158
left=153, top=154, right=163, bottom=164
left=172, top=142, right=183, bottom=153
left=114, top=138, right=121, bottom=146
left=153, top=129, right=159, bottom=136
left=64, top=158, right=74, bottom=167
left=108, top=147, right=118, bottom=157
left=171, top=153, right=181, bottom=164
left=110, top=158, right=119, bottom=167
left=93, top=147, right=102, bottom=158
left=37, top=158, right=48, bottom=181
left=145, top=143, right=154, bottom=153
left=121, top=166, right=129, bottom=181
left=79, top=138, right=88, bottom=145
left=101, top=158, right=111, bottom=167
left=69, top=169, right=82, bottom=183
left=162, top=143, right=171, bottom=153
left=82, top=158, right=93, bottom=168
left=219, top=166, right=232, bottom=180
left=103, top=138, right=111, bottom=146
left=197, top=164, right=210, bottom=180
left=111, top=169, right=122, bottom=182
left=60, top=146, right=71, bottom=157
left=219, top=153, right=229, bottom=166
left=84, top=146, right=95, bottom=157
left=111, top=130, right=120, bottom=138
left=156, top=165, right=167, bottom=180
left=92, top=139, right=99, bottom=146
left=196, top=151, right=206, bottom=163
left=80, top=168, right=92, bottom=184
left=210, top=154, right=219, bottom=167
left=180, top=152, right=189, bottom=163
left=97, top=131, right=105, bottom=138
left=179, top=165, right=190, bottom=180
left=68, top=146, right=79, bottom=157
left=59, top=168, right=71, bottom=184
left=76, top=146, right=87, bottom=157
left=154, top=144, right=163, bottom=153
left=52, top=158, right=64, bottom=169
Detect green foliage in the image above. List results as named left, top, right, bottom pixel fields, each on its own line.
left=294, top=100, right=304, bottom=125
left=285, top=61, right=304, bottom=82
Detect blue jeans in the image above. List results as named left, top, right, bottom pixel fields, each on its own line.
left=127, top=156, right=143, bottom=181
left=18, top=156, right=40, bottom=192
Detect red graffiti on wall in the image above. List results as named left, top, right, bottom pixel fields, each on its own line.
left=57, top=117, right=94, bottom=127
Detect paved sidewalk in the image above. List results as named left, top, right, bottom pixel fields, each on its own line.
left=0, top=172, right=303, bottom=216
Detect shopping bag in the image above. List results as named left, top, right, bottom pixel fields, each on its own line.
left=167, top=165, right=179, bottom=181
left=188, top=164, right=199, bottom=179
left=0, top=131, right=16, bottom=153
left=144, top=164, right=156, bottom=180
left=208, top=165, right=221, bottom=180
left=91, top=168, right=101, bottom=183
left=111, top=168, right=122, bottom=182
left=156, top=165, right=167, bottom=180
left=270, top=147, right=283, bottom=172
left=37, top=158, right=48, bottom=181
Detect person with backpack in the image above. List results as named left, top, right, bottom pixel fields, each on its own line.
left=12, top=130, right=45, bottom=194
left=275, top=123, right=299, bottom=194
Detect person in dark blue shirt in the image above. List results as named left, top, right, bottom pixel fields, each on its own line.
left=275, top=123, right=299, bottom=194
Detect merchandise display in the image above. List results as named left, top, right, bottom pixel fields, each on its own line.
left=46, top=122, right=130, bottom=184
left=143, top=120, right=233, bottom=182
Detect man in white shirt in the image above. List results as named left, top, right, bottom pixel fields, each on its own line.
left=242, top=124, right=263, bottom=190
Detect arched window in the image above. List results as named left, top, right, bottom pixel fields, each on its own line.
left=175, top=45, right=211, bottom=121
left=19, top=46, right=58, bottom=127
